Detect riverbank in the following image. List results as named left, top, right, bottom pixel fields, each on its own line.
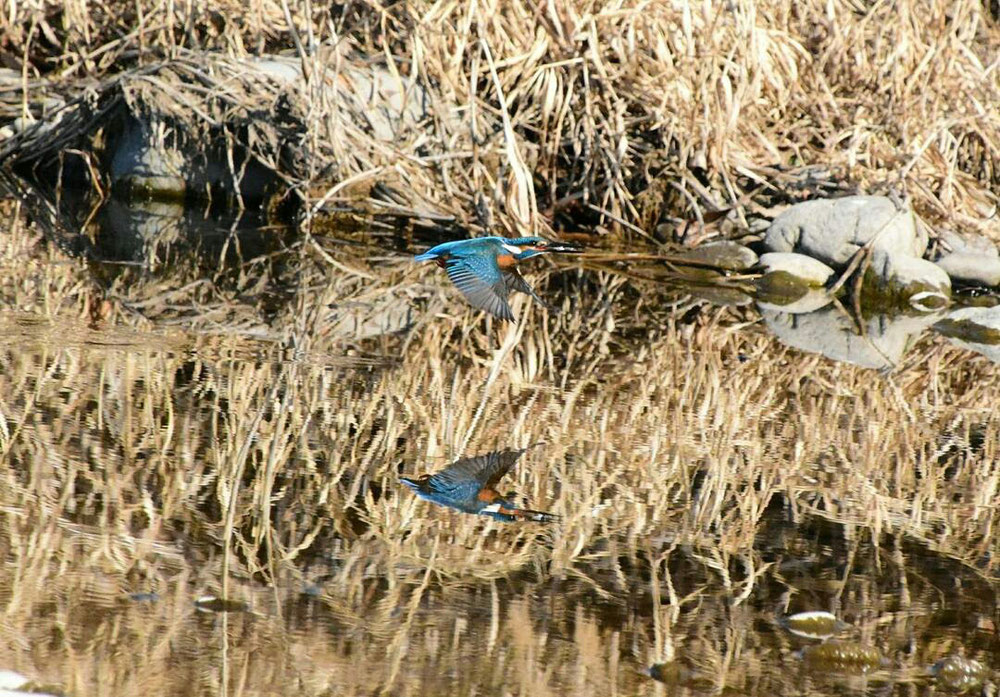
left=2, top=1, right=997, bottom=243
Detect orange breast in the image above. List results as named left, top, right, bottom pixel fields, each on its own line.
left=477, top=488, right=501, bottom=503
left=496, top=253, right=517, bottom=270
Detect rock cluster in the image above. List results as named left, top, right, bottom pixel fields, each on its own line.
left=751, top=194, right=1000, bottom=367
left=757, top=195, right=970, bottom=307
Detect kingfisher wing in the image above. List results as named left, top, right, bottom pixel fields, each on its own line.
left=504, top=267, right=554, bottom=310
left=444, top=256, right=514, bottom=321
left=426, top=449, right=525, bottom=494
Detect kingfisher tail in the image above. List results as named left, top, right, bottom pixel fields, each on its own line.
left=489, top=506, right=559, bottom=523
left=400, top=477, right=423, bottom=490
left=519, top=508, right=560, bottom=523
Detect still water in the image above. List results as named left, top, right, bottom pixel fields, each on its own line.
left=0, top=189, right=997, bottom=696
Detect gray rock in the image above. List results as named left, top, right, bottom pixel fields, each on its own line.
left=934, top=253, right=1000, bottom=287
left=673, top=242, right=758, bottom=271
left=761, top=305, right=944, bottom=370
left=248, top=55, right=445, bottom=142
left=932, top=229, right=1000, bottom=286
left=109, top=116, right=189, bottom=198
left=757, top=252, right=835, bottom=286
left=935, top=229, right=999, bottom=258
left=764, top=196, right=927, bottom=267
left=933, top=305, right=1000, bottom=363
left=867, top=248, right=951, bottom=302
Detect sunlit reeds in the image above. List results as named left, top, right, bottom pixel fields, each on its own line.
left=2, top=1, right=997, bottom=240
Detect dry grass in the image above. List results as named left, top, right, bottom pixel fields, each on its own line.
left=1, top=1, right=1000, bottom=694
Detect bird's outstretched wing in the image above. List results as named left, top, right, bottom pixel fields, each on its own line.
left=444, top=256, right=515, bottom=321
left=424, top=449, right=526, bottom=494
left=504, top=267, right=555, bottom=312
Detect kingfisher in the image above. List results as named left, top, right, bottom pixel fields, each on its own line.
left=401, top=447, right=559, bottom=522
left=414, top=236, right=583, bottom=321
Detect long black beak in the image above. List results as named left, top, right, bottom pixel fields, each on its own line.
left=546, top=242, right=584, bottom=254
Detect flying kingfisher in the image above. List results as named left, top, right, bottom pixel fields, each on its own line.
left=414, top=236, right=583, bottom=321
left=401, top=447, right=559, bottom=522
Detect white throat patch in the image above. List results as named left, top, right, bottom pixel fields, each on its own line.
left=501, top=243, right=522, bottom=255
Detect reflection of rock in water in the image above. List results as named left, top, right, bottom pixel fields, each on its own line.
left=94, top=196, right=280, bottom=269
left=933, top=305, right=1000, bottom=364
left=760, top=304, right=943, bottom=369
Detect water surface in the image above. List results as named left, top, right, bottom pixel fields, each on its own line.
left=1, top=189, right=997, bottom=696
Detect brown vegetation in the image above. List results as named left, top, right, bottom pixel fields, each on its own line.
left=1, top=1, right=999, bottom=694
left=2, top=0, right=998, bottom=241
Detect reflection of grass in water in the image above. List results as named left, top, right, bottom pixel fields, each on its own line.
left=1, top=199, right=999, bottom=693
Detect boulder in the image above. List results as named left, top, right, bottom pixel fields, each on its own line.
left=865, top=248, right=951, bottom=305
left=323, top=294, right=415, bottom=340
left=931, top=229, right=1000, bottom=286
left=936, top=229, right=1000, bottom=258
left=687, top=285, right=754, bottom=307
left=934, top=254, right=1000, bottom=287
left=764, top=196, right=927, bottom=267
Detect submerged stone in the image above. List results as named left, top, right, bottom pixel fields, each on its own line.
left=800, top=641, right=885, bottom=675
left=780, top=610, right=849, bottom=640
left=672, top=241, right=758, bottom=271
left=754, top=270, right=813, bottom=306
left=930, top=655, right=987, bottom=693
left=686, top=284, right=754, bottom=307
left=644, top=662, right=686, bottom=683
left=757, top=253, right=835, bottom=287
left=642, top=661, right=713, bottom=689
left=756, top=288, right=832, bottom=314
left=127, top=592, right=160, bottom=603
left=194, top=595, right=248, bottom=613
left=933, top=305, right=1000, bottom=363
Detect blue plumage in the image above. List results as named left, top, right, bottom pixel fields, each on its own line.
left=401, top=448, right=558, bottom=523
left=414, top=236, right=582, bottom=320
